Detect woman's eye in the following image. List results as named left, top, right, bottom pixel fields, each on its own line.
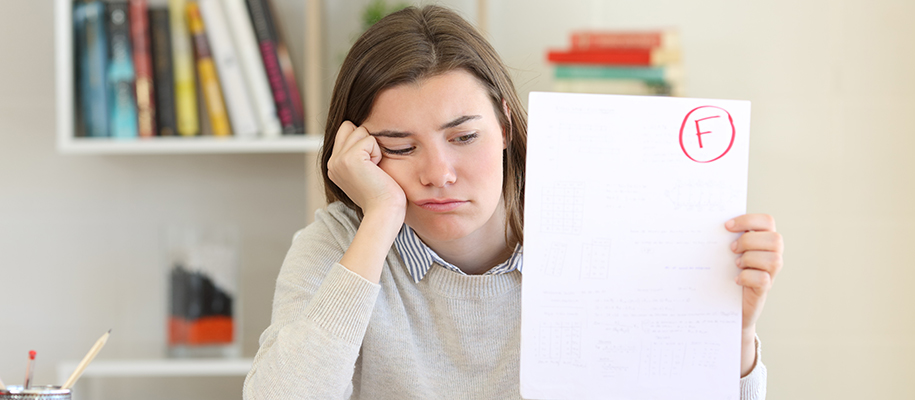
left=453, top=132, right=478, bottom=144
left=381, top=146, right=415, bottom=155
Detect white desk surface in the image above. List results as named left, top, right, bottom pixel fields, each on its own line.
left=56, top=358, right=254, bottom=382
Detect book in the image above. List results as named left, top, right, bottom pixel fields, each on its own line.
left=552, top=78, right=677, bottom=96
left=198, top=0, right=258, bottom=139
left=554, top=65, right=683, bottom=85
left=149, top=8, right=177, bottom=136
left=169, top=264, right=234, bottom=346
left=74, top=1, right=109, bottom=138
left=546, top=47, right=680, bottom=67
left=129, top=0, right=156, bottom=138
left=570, top=30, right=679, bottom=50
left=223, top=0, right=282, bottom=138
left=246, top=0, right=301, bottom=134
left=267, top=0, right=305, bottom=132
left=186, top=2, right=232, bottom=137
left=74, top=3, right=85, bottom=137
left=106, top=1, right=139, bottom=139
left=169, top=0, right=200, bottom=136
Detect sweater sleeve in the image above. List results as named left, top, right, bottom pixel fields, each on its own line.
left=739, top=336, right=767, bottom=400
left=244, top=206, right=382, bottom=400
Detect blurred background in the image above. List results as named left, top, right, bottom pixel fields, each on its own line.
left=1, top=0, right=913, bottom=398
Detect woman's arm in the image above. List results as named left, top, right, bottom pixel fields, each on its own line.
left=245, top=122, right=407, bottom=399
left=328, top=121, right=406, bottom=283
left=726, top=214, right=783, bottom=377
left=243, top=210, right=383, bottom=399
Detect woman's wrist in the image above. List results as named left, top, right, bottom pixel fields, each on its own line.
left=339, top=204, right=405, bottom=284
left=740, top=325, right=758, bottom=377
left=361, top=203, right=406, bottom=232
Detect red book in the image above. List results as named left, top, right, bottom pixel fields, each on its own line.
left=129, top=0, right=156, bottom=137
left=547, top=48, right=679, bottom=67
left=265, top=0, right=305, bottom=129
left=246, top=0, right=303, bottom=134
left=570, top=30, right=678, bottom=50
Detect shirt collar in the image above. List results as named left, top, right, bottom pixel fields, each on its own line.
left=393, top=224, right=523, bottom=283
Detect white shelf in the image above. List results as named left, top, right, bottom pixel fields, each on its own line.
left=58, top=135, right=323, bottom=154
left=56, top=358, right=254, bottom=381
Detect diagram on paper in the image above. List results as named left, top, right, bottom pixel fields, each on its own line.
left=541, top=182, right=584, bottom=235
left=581, top=240, right=612, bottom=279
left=666, top=181, right=740, bottom=212
left=537, top=321, right=584, bottom=366
left=544, top=243, right=568, bottom=277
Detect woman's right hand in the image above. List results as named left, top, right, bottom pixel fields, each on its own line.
left=327, top=121, right=407, bottom=219
left=327, top=121, right=406, bottom=283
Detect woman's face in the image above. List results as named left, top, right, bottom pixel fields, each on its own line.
left=362, top=69, right=507, bottom=247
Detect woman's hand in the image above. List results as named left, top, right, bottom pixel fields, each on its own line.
left=327, top=121, right=407, bottom=283
left=726, top=214, right=783, bottom=376
left=327, top=121, right=407, bottom=218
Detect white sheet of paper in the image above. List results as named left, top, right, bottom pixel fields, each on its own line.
left=521, top=92, right=751, bottom=400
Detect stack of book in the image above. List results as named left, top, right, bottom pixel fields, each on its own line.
left=72, top=0, right=304, bottom=139
left=546, top=29, right=683, bottom=97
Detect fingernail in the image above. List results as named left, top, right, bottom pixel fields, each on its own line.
left=726, top=219, right=735, bottom=229
left=735, top=257, right=742, bottom=267
left=730, top=241, right=737, bottom=251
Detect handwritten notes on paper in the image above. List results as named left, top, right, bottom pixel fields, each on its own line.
left=521, top=92, right=751, bottom=400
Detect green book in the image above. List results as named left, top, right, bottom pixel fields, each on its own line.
left=554, top=65, right=681, bottom=85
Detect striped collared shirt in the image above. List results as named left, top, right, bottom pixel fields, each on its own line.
left=393, top=224, right=523, bottom=283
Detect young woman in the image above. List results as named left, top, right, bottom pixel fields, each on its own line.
left=244, top=5, right=782, bottom=399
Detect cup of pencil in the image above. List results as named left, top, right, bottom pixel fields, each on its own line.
left=0, top=386, right=71, bottom=400
left=0, top=330, right=110, bottom=400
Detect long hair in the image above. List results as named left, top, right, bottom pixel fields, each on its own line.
left=320, top=5, right=528, bottom=245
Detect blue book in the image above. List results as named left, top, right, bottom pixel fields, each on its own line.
left=106, top=1, right=139, bottom=139
left=75, top=1, right=110, bottom=137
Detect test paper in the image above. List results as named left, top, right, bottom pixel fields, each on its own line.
left=521, top=92, right=751, bottom=400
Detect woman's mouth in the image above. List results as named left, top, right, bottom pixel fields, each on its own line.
left=415, top=199, right=467, bottom=212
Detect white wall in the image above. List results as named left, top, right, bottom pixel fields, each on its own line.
left=495, top=1, right=915, bottom=397
left=1, top=0, right=913, bottom=399
left=0, top=1, right=308, bottom=398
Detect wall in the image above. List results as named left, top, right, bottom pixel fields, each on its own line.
left=0, top=1, right=308, bottom=398
left=1, top=0, right=913, bottom=399
left=485, top=1, right=915, bottom=398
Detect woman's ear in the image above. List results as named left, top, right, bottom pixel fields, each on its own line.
left=502, top=99, right=511, bottom=149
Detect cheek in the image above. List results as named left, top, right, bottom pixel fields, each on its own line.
left=377, top=160, right=411, bottom=189
left=467, top=147, right=504, bottom=197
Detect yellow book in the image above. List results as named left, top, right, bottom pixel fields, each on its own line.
left=168, top=0, right=199, bottom=136
left=186, top=2, right=231, bottom=137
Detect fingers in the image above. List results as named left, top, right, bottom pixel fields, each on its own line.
left=329, top=123, right=379, bottom=175
left=332, top=121, right=357, bottom=155
left=736, top=250, right=783, bottom=279
left=339, top=123, right=371, bottom=155
left=731, top=231, right=784, bottom=254
left=726, top=213, right=776, bottom=233
left=736, top=268, right=772, bottom=295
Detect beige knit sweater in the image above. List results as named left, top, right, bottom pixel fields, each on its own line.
left=243, top=202, right=766, bottom=399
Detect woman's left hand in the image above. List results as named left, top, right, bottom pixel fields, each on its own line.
left=726, top=214, right=783, bottom=376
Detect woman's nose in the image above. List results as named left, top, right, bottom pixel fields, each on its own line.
left=419, top=147, right=456, bottom=188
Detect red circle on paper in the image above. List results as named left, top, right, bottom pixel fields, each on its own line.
left=679, top=106, right=736, bottom=163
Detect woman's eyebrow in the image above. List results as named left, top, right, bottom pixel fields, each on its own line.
left=440, top=115, right=482, bottom=130
left=369, top=130, right=411, bottom=138
left=368, top=115, right=483, bottom=138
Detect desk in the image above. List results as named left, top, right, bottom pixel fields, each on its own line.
left=56, top=358, right=253, bottom=400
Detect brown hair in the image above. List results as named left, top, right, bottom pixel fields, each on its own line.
left=320, top=5, right=527, bottom=245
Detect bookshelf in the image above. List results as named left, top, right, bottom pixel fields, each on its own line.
left=54, top=0, right=325, bottom=155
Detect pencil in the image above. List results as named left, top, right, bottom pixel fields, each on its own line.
left=61, top=329, right=111, bottom=390
left=0, top=376, right=6, bottom=390
left=24, top=350, right=36, bottom=389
